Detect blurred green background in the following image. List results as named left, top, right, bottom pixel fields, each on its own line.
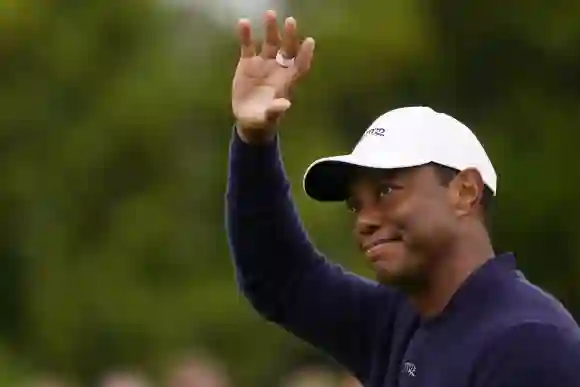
left=1, top=0, right=580, bottom=386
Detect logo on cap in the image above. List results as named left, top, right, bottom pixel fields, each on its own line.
left=354, top=127, right=386, bottom=149
left=362, top=127, right=386, bottom=137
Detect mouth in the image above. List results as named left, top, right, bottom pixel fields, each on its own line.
left=363, top=236, right=402, bottom=255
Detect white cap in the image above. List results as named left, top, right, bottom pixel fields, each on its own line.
left=303, top=106, right=497, bottom=201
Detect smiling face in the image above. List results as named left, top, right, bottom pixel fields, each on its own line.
left=346, top=164, right=464, bottom=291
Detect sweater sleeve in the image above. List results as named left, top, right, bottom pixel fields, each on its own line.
left=225, top=128, right=401, bottom=381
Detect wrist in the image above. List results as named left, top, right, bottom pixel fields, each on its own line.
left=235, top=122, right=277, bottom=144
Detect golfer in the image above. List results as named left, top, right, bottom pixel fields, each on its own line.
left=226, top=10, right=580, bottom=387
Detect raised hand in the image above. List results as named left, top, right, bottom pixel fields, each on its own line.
left=231, top=10, right=316, bottom=143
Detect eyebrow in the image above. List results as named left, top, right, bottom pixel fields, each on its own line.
left=346, top=169, right=406, bottom=198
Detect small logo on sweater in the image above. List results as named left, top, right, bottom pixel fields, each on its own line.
left=402, top=361, right=417, bottom=377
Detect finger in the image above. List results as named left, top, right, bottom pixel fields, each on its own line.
left=265, top=98, right=292, bottom=122
left=294, top=37, right=315, bottom=77
left=237, top=18, right=255, bottom=58
left=260, top=10, right=281, bottom=59
left=277, top=83, right=295, bottom=102
left=280, top=17, right=299, bottom=58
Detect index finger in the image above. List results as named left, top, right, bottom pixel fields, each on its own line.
left=237, top=18, right=255, bottom=58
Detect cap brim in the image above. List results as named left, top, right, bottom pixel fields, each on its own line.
left=302, top=153, right=432, bottom=202
left=302, top=155, right=360, bottom=202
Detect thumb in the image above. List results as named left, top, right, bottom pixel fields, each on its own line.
left=265, top=98, right=292, bottom=123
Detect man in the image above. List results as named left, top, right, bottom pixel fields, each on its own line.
left=226, top=10, right=580, bottom=387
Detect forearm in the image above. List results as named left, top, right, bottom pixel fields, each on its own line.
left=225, top=127, right=322, bottom=308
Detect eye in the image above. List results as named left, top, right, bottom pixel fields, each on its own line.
left=345, top=197, right=361, bottom=214
left=377, top=184, right=395, bottom=198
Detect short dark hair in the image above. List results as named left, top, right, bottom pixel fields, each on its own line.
left=431, top=163, right=493, bottom=228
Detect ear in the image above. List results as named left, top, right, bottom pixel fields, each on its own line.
left=448, top=168, right=484, bottom=217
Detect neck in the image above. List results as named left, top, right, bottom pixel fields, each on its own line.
left=409, top=230, right=495, bottom=319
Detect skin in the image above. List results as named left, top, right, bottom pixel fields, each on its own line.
left=231, top=11, right=495, bottom=318
left=232, top=10, right=314, bottom=142
left=348, top=165, right=495, bottom=317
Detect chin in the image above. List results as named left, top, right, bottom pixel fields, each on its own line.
left=375, top=271, right=405, bottom=287
left=375, top=266, right=426, bottom=292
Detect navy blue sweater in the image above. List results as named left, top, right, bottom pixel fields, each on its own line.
left=225, top=129, right=580, bottom=387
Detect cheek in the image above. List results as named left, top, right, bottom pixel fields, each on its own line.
left=417, top=203, right=457, bottom=253
left=383, top=195, right=424, bottom=230
left=389, top=195, right=454, bottom=247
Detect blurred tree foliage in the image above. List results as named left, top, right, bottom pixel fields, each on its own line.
left=1, top=0, right=580, bottom=385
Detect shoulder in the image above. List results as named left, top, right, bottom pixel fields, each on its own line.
left=472, top=322, right=580, bottom=387
left=496, top=269, right=578, bottom=329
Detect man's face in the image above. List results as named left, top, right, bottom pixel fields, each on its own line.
left=347, top=165, right=460, bottom=291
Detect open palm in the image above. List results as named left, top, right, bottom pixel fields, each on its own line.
left=231, top=11, right=315, bottom=136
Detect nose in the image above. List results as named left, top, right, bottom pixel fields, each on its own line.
left=355, top=208, right=382, bottom=237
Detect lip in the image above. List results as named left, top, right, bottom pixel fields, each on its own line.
left=363, top=237, right=401, bottom=255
